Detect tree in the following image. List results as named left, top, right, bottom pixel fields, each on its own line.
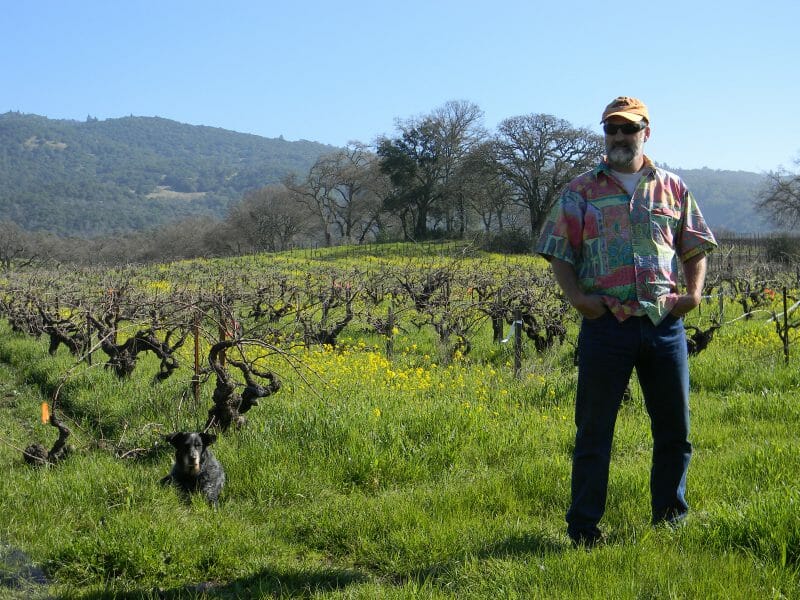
left=757, top=158, right=800, bottom=230
left=358, top=152, right=395, bottom=242
left=378, top=120, right=443, bottom=240
left=284, top=160, right=338, bottom=247
left=0, top=220, right=34, bottom=270
left=428, top=101, right=486, bottom=236
left=457, top=141, right=516, bottom=233
left=313, top=143, right=386, bottom=244
left=284, top=144, right=388, bottom=246
left=492, top=114, right=603, bottom=241
left=227, top=185, right=309, bottom=252
left=141, top=217, right=224, bottom=262
left=378, top=101, right=485, bottom=240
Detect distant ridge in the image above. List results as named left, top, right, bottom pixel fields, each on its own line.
left=0, top=112, right=773, bottom=236
left=0, top=112, right=336, bottom=236
left=670, top=167, right=770, bottom=234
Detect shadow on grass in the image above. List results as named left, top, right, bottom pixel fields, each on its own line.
left=392, top=529, right=568, bottom=588
left=74, top=565, right=370, bottom=599
left=69, top=532, right=567, bottom=597
left=477, top=531, right=567, bottom=559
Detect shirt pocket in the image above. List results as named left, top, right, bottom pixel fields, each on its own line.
left=650, top=206, right=680, bottom=247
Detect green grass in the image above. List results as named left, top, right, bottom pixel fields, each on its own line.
left=1, top=270, right=799, bottom=598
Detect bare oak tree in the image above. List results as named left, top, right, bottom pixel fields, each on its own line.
left=228, top=185, right=309, bottom=252
left=457, top=141, right=516, bottom=233
left=757, top=158, right=800, bottom=229
left=284, top=160, right=339, bottom=247
left=428, top=100, right=487, bottom=236
left=0, top=220, right=34, bottom=270
left=318, top=143, right=385, bottom=243
left=492, top=114, right=603, bottom=241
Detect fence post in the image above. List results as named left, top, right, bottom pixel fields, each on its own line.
left=193, top=311, right=201, bottom=408
left=386, top=301, right=395, bottom=360
left=783, top=286, right=790, bottom=365
left=513, top=310, right=523, bottom=378
left=218, top=302, right=228, bottom=370
left=85, top=311, right=92, bottom=365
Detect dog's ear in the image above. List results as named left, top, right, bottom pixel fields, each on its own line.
left=200, top=432, right=217, bottom=446
left=166, top=432, right=187, bottom=447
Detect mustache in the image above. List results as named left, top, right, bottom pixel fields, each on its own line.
left=607, top=144, right=636, bottom=166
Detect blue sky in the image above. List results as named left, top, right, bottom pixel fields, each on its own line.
left=2, top=0, right=799, bottom=173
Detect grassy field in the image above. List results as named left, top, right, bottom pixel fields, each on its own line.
left=0, top=248, right=798, bottom=599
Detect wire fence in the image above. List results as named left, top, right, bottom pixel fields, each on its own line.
left=706, top=233, right=800, bottom=285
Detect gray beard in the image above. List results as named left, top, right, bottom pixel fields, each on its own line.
left=607, top=144, right=637, bottom=169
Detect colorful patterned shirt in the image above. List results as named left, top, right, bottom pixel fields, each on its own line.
left=535, top=156, right=717, bottom=324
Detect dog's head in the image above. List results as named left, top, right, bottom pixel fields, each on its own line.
left=166, top=431, right=217, bottom=475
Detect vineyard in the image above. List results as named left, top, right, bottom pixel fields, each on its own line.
left=0, top=243, right=799, bottom=598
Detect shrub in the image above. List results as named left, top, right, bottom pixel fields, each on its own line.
left=480, top=230, right=533, bottom=254
left=765, top=234, right=800, bottom=264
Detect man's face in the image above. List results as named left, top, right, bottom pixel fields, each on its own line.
left=604, top=117, right=649, bottom=171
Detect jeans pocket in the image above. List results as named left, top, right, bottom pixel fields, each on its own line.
left=659, top=312, right=683, bottom=332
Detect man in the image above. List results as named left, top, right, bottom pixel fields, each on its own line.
left=535, top=96, right=717, bottom=547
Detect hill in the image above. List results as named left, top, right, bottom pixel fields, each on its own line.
left=0, top=112, right=775, bottom=237
left=672, top=167, right=771, bottom=234
left=0, top=112, right=336, bottom=236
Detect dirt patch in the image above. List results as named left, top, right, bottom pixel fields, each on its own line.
left=22, top=136, right=67, bottom=151
left=145, top=186, right=208, bottom=201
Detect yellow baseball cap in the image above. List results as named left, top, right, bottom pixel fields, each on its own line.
left=601, top=96, right=649, bottom=123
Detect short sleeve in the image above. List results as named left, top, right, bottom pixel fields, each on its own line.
left=535, top=189, right=586, bottom=265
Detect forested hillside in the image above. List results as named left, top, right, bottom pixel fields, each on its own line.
left=0, top=112, right=775, bottom=239
left=672, top=167, right=770, bottom=234
left=0, top=112, right=335, bottom=236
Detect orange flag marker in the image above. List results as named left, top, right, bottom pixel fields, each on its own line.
left=41, top=402, right=50, bottom=423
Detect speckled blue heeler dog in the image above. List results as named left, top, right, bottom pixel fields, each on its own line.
left=160, top=432, right=225, bottom=507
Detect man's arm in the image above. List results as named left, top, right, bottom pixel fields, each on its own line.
left=670, top=253, right=708, bottom=317
left=549, top=257, right=607, bottom=319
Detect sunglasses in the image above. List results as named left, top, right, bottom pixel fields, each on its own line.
left=602, top=121, right=647, bottom=135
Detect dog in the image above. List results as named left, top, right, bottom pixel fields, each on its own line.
left=160, top=432, right=225, bottom=507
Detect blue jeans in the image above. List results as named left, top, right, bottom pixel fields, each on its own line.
left=566, top=311, right=691, bottom=541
